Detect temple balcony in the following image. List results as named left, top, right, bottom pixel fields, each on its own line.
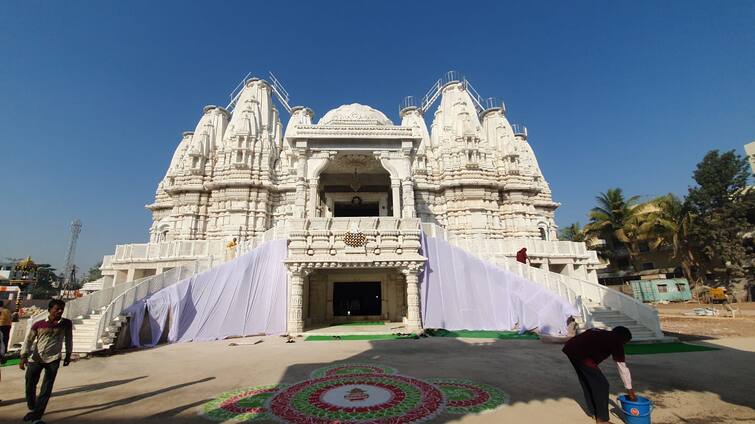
left=285, top=217, right=425, bottom=267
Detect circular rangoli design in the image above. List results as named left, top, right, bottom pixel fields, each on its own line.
left=200, top=384, right=287, bottom=422
left=309, top=363, right=397, bottom=379
left=427, top=378, right=508, bottom=414
left=268, top=373, right=444, bottom=423
left=199, top=363, right=509, bottom=423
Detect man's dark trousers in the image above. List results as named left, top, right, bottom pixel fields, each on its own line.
left=25, top=359, right=61, bottom=419
left=0, top=325, right=10, bottom=354
left=567, top=356, right=610, bottom=421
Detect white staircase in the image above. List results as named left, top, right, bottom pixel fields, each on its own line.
left=579, top=304, right=662, bottom=342
left=24, top=260, right=213, bottom=356
left=69, top=307, right=125, bottom=353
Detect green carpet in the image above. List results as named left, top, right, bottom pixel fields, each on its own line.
left=1, top=358, right=20, bottom=368
left=305, top=334, right=417, bottom=341
left=333, top=321, right=385, bottom=326
left=426, top=329, right=539, bottom=340
left=625, top=342, right=719, bottom=355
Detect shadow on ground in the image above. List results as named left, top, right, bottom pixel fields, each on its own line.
left=0, top=332, right=753, bottom=423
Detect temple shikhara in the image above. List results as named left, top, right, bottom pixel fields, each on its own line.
left=81, top=72, right=663, bottom=351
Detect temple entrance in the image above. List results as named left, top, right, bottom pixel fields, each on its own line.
left=317, top=154, right=392, bottom=217
left=304, top=269, right=407, bottom=326
left=333, top=282, right=381, bottom=316
left=333, top=199, right=380, bottom=217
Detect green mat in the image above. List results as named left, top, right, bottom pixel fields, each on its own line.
left=625, top=342, right=719, bottom=355
left=427, top=329, right=539, bottom=340
left=1, top=358, right=20, bottom=368
left=305, top=334, right=417, bottom=341
left=333, top=321, right=385, bottom=326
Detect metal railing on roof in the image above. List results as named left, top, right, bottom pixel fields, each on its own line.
left=226, top=72, right=252, bottom=111
left=225, top=71, right=293, bottom=114
left=401, top=71, right=492, bottom=115
left=512, top=123, right=528, bottom=138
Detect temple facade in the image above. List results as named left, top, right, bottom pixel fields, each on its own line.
left=100, top=73, right=600, bottom=333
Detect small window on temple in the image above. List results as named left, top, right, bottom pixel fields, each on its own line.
left=539, top=228, right=547, bottom=240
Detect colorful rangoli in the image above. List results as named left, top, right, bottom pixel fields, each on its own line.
left=199, top=363, right=509, bottom=423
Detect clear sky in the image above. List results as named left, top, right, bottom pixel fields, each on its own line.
left=1, top=1, right=753, bottom=274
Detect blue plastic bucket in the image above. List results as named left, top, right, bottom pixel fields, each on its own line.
left=618, top=394, right=653, bottom=424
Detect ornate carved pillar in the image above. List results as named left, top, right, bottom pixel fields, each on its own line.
left=288, top=268, right=308, bottom=334
left=401, top=178, right=416, bottom=218
left=293, top=149, right=307, bottom=218
left=391, top=179, right=401, bottom=218
left=401, top=265, right=423, bottom=331
left=308, top=180, right=319, bottom=217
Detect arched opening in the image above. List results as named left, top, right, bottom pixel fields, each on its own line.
left=155, top=222, right=171, bottom=242
left=539, top=227, right=547, bottom=241
left=317, top=154, right=392, bottom=217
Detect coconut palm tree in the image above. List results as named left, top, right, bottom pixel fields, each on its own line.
left=643, top=194, right=701, bottom=286
left=559, top=223, right=585, bottom=242
left=584, top=188, right=643, bottom=269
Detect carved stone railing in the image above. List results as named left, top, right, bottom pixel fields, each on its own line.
left=287, top=217, right=424, bottom=262
left=109, top=239, right=227, bottom=265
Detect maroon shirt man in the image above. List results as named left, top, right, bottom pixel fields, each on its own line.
left=516, top=248, right=528, bottom=264
left=563, top=327, right=636, bottom=423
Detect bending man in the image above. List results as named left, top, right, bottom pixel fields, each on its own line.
left=563, top=326, right=636, bottom=424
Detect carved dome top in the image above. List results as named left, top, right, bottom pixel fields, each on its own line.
left=317, top=103, right=393, bottom=126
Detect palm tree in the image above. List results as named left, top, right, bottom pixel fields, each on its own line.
left=559, top=223, right=585, bottom=242
left=643, top=194, right=701, bottom=286
left=584, top=188, right=643, bottom=269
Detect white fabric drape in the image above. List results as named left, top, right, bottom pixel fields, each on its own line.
left=420, top=234, right=578, bottom=335
left=125, top=240, right=287, bottom=347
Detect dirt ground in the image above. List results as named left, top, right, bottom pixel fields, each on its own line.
left=1, top=335, right=754, bottom=424
left=655, top=301, right=755, bottom=340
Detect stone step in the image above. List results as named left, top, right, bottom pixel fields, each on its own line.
left=590, top=320, right=638, bottom=327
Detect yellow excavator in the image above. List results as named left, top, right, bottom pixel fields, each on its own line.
left=696, top=286, right=728, bottom=304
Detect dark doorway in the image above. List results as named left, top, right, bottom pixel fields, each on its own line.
left=334, top=202, right=379, bottom=217
left=333, top=282, right=381, bottom=316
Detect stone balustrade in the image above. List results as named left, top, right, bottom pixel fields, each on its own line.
left=110, top=239, right=227, bottom=264
left=286, top=217, right=424, bottom=263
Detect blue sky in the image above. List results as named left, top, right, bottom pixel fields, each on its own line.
left=1, top=1, right=753, bottom=273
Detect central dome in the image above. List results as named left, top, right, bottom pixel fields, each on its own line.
left=317, top=103, right=393, bottom=126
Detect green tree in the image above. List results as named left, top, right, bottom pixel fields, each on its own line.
left=559, top=223, right=585, bottom=242
left=584, top=188, right=643, bottom=269
left=643, top=194, right=700, bottom=285
left=82, top=261, right=102, bottom=283
left=28, top=264, right=60, bottom=299
left=684, top=150, right=754, bottom=285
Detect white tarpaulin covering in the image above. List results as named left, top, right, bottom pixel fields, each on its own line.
left=125, top=239, right=287, bottom=347
left=123, top=234, right=577, bottom=347
left=420, top=235, right=578, bottom=336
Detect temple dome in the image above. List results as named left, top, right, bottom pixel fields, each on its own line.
left=317, top=103, right=393, bottom=126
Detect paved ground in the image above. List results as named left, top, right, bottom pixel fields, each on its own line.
left=1, top=335, right=754, bottom=424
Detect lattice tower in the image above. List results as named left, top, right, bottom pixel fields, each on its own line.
left=63, top=219, right=82, bottom=288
